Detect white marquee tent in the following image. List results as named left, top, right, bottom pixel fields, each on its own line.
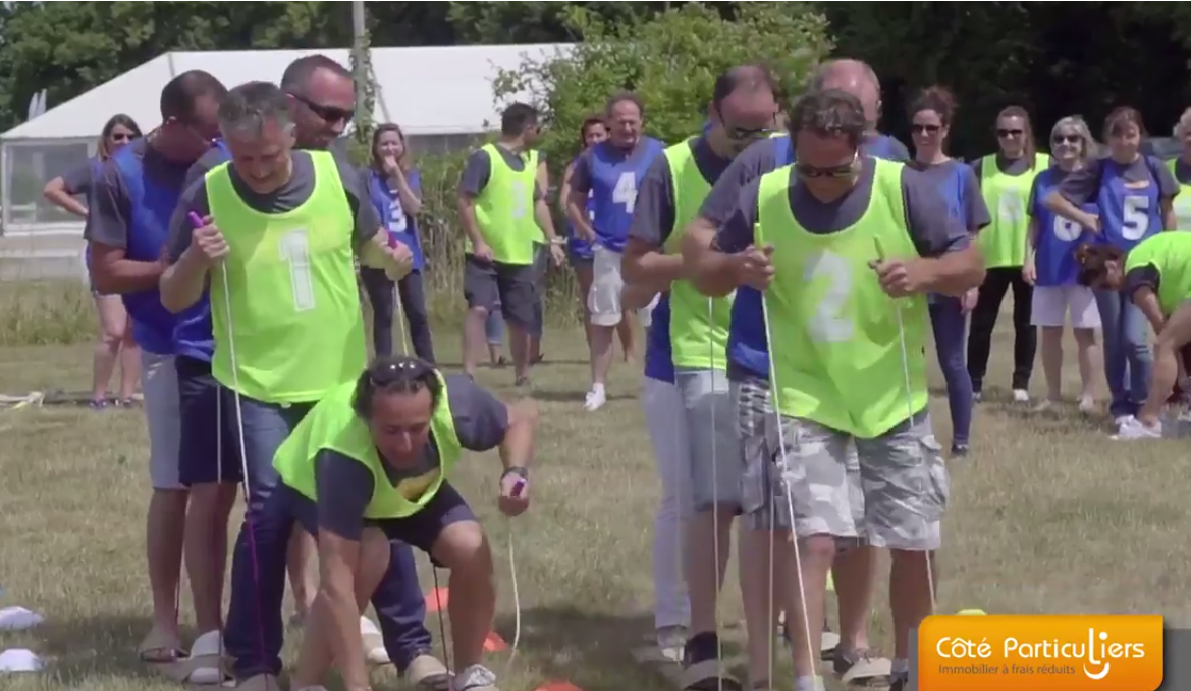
left=0, top=42, right=574, bottom=237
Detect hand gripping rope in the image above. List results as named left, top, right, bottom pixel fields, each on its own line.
left=385, top=250, right=525, bottom=679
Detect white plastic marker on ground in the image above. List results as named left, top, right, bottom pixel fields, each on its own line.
left=0, top=649, right=43, bottom=673
left=0, top=607, right=43, bottom=631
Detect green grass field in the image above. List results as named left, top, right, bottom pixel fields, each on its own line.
left=1, top=316, right=1187, bottom=691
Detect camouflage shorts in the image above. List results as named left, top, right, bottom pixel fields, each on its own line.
left=733, top=376, right=949, bottom=551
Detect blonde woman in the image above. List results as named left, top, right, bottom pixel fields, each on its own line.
left=43, top=113, right=142, bottom=409
left=1022, top=116, right=1100, bottom=411
left=1170, top=107, right=1191, bottom=228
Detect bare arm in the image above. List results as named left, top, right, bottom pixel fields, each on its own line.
left=500, top=399, right=538, bottom=472
left=1132, top=286, right=1166, bottom=334
left=681, top=217, right=740, bottom=298
left=1042, top=191, right=1099, bottom=230
left=159, top=247, right=211, bottom=313
left=534, top=198, right=560, bottom=245
left=557, top=162, right=576, bottom=216
left=566, top=188, right=596, bottom=241
left=91, top=243, right=167, bottom=295
left=921, top=245, right=986, bottom=297
left=1139, top=299, right=1191, bottom=424
left=456, top=193, right=487, bottom=249
left=1162, top=196, right=1177, bottom=231
left=43, top=177, right=88, bottom=218
left=392, top=168, right=423, bottom=216
left=621, top=282, right=660, bottom=310
left=623, top=237, right=684, bottom=287
left=312, top=531, right=369, bottom=689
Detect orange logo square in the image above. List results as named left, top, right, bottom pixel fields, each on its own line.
left=918, top=614, right=1163, bottom=690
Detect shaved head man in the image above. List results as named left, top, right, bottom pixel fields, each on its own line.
left=810, top=59, right=883, bottom=131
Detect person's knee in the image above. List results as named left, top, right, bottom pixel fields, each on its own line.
left=801, top=534, right=836, bottom=562
left=1072, top=328, right=1096, bottom=346
left=356, top=527, right=393, bottom=602
left=436, top=521, right=491, bottom=575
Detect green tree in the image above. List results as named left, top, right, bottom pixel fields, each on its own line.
left=489, top=2, right=833, bottom=169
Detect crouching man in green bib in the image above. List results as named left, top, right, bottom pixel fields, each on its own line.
left=273, top=355, right=537, bottom=691
left=688, top=89, right=985, bottom=691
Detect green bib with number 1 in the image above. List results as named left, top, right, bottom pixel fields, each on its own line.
left=469, top=143, right=539, bottom=266
left=207, top=150, right=366, bottom=404
left=756, top=159, right=929, bottom=439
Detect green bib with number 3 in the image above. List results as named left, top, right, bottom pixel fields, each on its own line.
left=663, top=139, right=733, bottom=370
left=1123, top=231, right=1191, bottom=317
left=273, top=373, right=464, bottom=519
left=978, top=153, right=1048, bottom=268
left=469, top=144, right=538, bottom=265
left=207, top=150, right=366, bottom=404
left=756, top=159, right=929, bottom=439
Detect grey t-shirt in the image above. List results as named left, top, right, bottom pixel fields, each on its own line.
left=314, top=375, right=510, bottom=540
left=908, top=159, right=990, bottom=231
left=714, top=156, right=970, bottom=259
left=699, top=133, right=910, bottom=229
left=629, top=136, right=733, bottom=247
left=61, top=160, right=99, bottom=197
left=1056, top=155, right=1180, bottom=205
left=457, top=146, right=545, bottom=200
left=165, top=149, right=381, bottom=262
left=86, top=138, right=196, bottom=249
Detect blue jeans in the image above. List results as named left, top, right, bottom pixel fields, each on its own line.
left=929, top=297, right=973, bottom=446
left=1094, top=290, right=1152, bottom=418
left=223, top=393, right=433, bottom=678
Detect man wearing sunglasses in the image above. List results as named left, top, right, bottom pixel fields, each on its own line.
left=679, top=58, right=911, bottom=687
left=157, top=79, right=432, bottom=691
left=271, top=356, right=535, bottom=691
left=686, top=88, right=984, bottom=691
left=86, top=69, right=227, bottom=670
left=621, top=64, right=778, bottom=691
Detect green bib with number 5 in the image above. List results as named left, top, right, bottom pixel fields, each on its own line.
left=207, top=150, right=366, bottom=404
left=756, top=159, right=929, bottom=439
left=469, top=144, right=538, bottom=265
left=978, top=153, right=1048, bottom=268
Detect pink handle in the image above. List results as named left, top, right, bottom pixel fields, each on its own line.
left=187, top=211, right=205, bottom=228
left=511, top=479, right=527, bottom=498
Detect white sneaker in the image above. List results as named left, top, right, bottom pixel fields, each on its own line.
left=1013, top=389, right=1030, bottom=403
left=1111, top=416, right=1161, bottom=440
left=656, top=625, right=688, bottom=662
left=1114, top=415, right=1133, bottom=429
left=584, top=388, right=606, bottom=411
left=452, top=663, right=498, bottom=691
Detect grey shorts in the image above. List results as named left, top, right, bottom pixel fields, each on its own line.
left=735, top=376, right=948, bottom=551
left=462, top=254, right=537, bottom=329
left=141, top=351, right=183, bottom=490
left=675, top=368, right=742, bottom=514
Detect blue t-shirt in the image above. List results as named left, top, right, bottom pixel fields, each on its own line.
left=1030, top=166, right=1096, bottom=287
left=643, top=293, right=674, bottom=383
left=368, top=167, right=424, bottom=270
left=724, top=133, right=911, bottom=381
left=588, top=138, right=665, bottom=253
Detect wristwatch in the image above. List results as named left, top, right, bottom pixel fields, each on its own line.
left=501, top=466, right=529, bottom=482
left=549, top=237, right=566, bottom=247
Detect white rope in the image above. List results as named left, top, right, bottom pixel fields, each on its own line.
left=758, top=264, right=819, bottom=688
left=706, top=295, right=725, bottom=691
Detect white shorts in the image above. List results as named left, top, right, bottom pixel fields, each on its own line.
left=141, top=351, right=183, bottom=490
left=1031, top=285, right=1100, bottom=329
left=589, top=244, right=623, bottom=327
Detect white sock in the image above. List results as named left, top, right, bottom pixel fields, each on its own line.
left=591, top=383, right=605, bottom=396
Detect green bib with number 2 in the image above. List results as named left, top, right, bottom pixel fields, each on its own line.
left=756, top=159, right=930, bottom=439
left=207, top=150, right=366, bottom=404
left=469, top=144, right=539, bottom=265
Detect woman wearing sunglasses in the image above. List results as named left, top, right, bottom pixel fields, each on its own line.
left=44, top=113, right=143, bottom=410
left=1043, top=106, right=1181, bottom=431
left=1169, top=107, right=1191, bottom=229
left=359, top=123, right=436, bottom=362
left=967, top=106, right=1050, bottom=404
left=908, top=87, right=989, bottom=457
left=264, top=356, right=536, bottom=691
left=1022, top=116, right=1101, bottom=414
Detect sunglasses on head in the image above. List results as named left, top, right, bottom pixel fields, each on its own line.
left=1052, top=134, right=1080, bottom=144
left=291, top=92, right=356, bottom=124
left=368, top=357, right=433, bottom=387
left=997, top=128, right=1024, bottom=138
left=912, top=124, right=941, bottom=134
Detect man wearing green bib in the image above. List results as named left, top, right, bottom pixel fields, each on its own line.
left=159, top=80, right=414, bottom=689
left=623, top=64, right=778, bottom=691
left=690, top=89, right=984, bottom=691
left=260, top=355, right=535, bottom=691
left=457, top=102, right=563, bottom=386
left=1077, top=234, right=1191, bottom=439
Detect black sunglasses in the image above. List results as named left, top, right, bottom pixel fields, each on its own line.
left=1052, top=134, right=1081, bottom=144
left=291, top=92, right=356, bottom=124
left=997, top=128, right=1024, bottom=138
left=110, top=132, right=133, bottom=142
left=795, top=160, right=857, bottom=179
left=368, top=357, right=433, bottom=387
left=912, top=124, right=941, bottom=134
left=712, top=104, right=771, bottom=142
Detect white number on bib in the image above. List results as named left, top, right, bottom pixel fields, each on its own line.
left=1052, top=215, right=1082, bottom=242
left=278, top=229, right=316, bottom=313
left=1122, top=195, right=1150, bottom=240
left=612, top=171, right=638, bottom=213
left=806, top=250, right=853, bottom=343
left=510, top=180, right=529, bottom=219
left=998, top=194, right=1023, bottom=224
left=389, top=201, right=408, bottom=233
